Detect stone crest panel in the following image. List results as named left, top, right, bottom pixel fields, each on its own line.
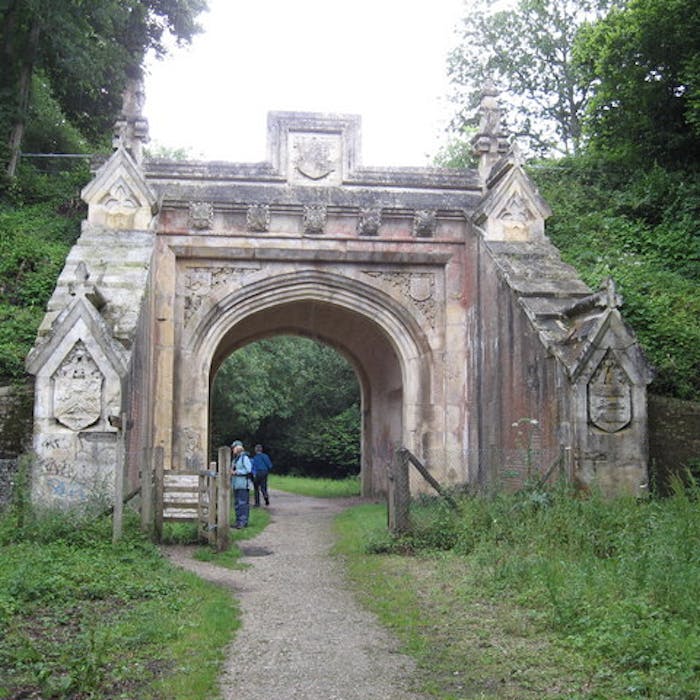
left=52, top=341, right=103, bottom=431
left=587, top=350, right=632, bottom=433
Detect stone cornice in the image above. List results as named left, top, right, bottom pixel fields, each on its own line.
left=169, top=244, right=453, bottom=266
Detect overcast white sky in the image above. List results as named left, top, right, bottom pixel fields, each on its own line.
left=143, top=0, right=466, bottom=166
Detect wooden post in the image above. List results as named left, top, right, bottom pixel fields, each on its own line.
left=140, top=446, right=153, bottom=533
left=388, top=448, right=411, bottom=534
left=112, top=412, right=127, bottom=544
left=400, top=447, right=459, bottom=509
left=216, top=446, right=231, bottom=552
left=204, top=462, right=215, bottom=546
left=153, top=446, right=164, bottom=543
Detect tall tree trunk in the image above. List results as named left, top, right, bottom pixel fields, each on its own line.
left=6, top=18, right=40, bottom=178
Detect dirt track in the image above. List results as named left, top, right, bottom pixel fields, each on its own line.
left=162, top=489, right=426, bottom=700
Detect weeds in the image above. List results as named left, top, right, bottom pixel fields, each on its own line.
left=340, top=479, right=700, bottom=699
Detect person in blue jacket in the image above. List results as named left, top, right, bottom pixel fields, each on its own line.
left=230, top=440, right=252, bottom=528
left=251, top=443, right=273, bottom=507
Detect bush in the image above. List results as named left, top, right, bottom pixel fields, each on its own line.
left=533, top=162, right=700, bottom=400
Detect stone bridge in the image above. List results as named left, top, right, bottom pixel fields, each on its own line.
left=26, top=84, right=652, bottom=506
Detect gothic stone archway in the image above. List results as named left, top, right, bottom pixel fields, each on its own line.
left=26, top=105, right=653, bottom=507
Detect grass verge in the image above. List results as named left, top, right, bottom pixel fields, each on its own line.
left=0, top=508, right=238, bottom=700
left=268, top=473, right=360, bottom=498
left=333, top=484, right=700, bottom=699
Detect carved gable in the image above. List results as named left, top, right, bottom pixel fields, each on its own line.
left=473, top=154, right=552, bottom=242
left=553, top=280, right=653, bottom=388
left=26, top=296, right=128, bottom=430
left=81, top=147, right=157, bottom=230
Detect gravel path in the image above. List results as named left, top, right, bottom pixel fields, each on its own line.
left=162, top=489, right=426, bottom=700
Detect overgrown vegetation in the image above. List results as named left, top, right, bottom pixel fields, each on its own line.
left=0, top=504, right=238, bottom=699
left=335, top=480, right=700, bottom=699
left=532, top=161, right=700, bottom=399
left=445, top=0, right=700, bottom=402
left=1, top=0, right=207, bottom=178
left=0, top=163, right=87, bottom=380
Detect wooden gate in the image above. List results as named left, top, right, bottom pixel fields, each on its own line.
left=153, top=446, right=231, bottom=551
left=197, top=447, right=231, bottom=551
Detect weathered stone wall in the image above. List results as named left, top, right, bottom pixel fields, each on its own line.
left=0, top=381, right=33, bottom=458
left=25, top=105, right=654, bottom=508
left=475, top=240, right=568, bottom=489
left=0, top=381, right=33, bottom=507
left=648, top=394, right=700, bottom=490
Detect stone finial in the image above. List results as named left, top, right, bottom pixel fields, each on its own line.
left=561, top=277, right=623, bottom=320
left=112, top=77, right=150, bottom=165
left=471, top=80, right=510, bottom=184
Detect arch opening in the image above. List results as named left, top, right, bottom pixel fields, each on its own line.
left=199, top=299, right=404, bottom=496
left=210, top=334, right=362, bottom=480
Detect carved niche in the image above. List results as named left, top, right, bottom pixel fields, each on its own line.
left=52, top=341, right=104, bottom=431
left=247, top=203, right=271, bottom=232
left=413, top=209, right=437, bottom=238
left=587, top=350, right=632, bottom=433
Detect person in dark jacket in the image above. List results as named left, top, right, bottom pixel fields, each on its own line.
left=251, top=443, right=272, bottom=507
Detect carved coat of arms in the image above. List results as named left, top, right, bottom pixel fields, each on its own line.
left=587, top=351, right=632, bottom=433
left=294, top=137, right=336, bottom=180
left=52, top=342, right=103, bottom=431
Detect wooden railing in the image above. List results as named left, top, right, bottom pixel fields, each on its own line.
left=388, top=447, right=458, bottom=535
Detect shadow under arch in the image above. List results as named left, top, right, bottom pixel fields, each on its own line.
left=179, top=270, right=433, bottom=496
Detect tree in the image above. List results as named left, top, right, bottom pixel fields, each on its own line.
left=0, top=0, right=207, bottom=177
left=447, top=0, right=618, bottom=157
left=575, top=0, right=700, bottom=167
left=210, top=336, right=361, bottom=476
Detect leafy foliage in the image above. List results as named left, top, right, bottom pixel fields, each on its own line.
left=448, top=0, right=618, bottom=156
left=0, top=0, right=208, bottom=176
left=575, top=0, right=700, bottom=167
left=446, top=0, right=700, bottom=401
